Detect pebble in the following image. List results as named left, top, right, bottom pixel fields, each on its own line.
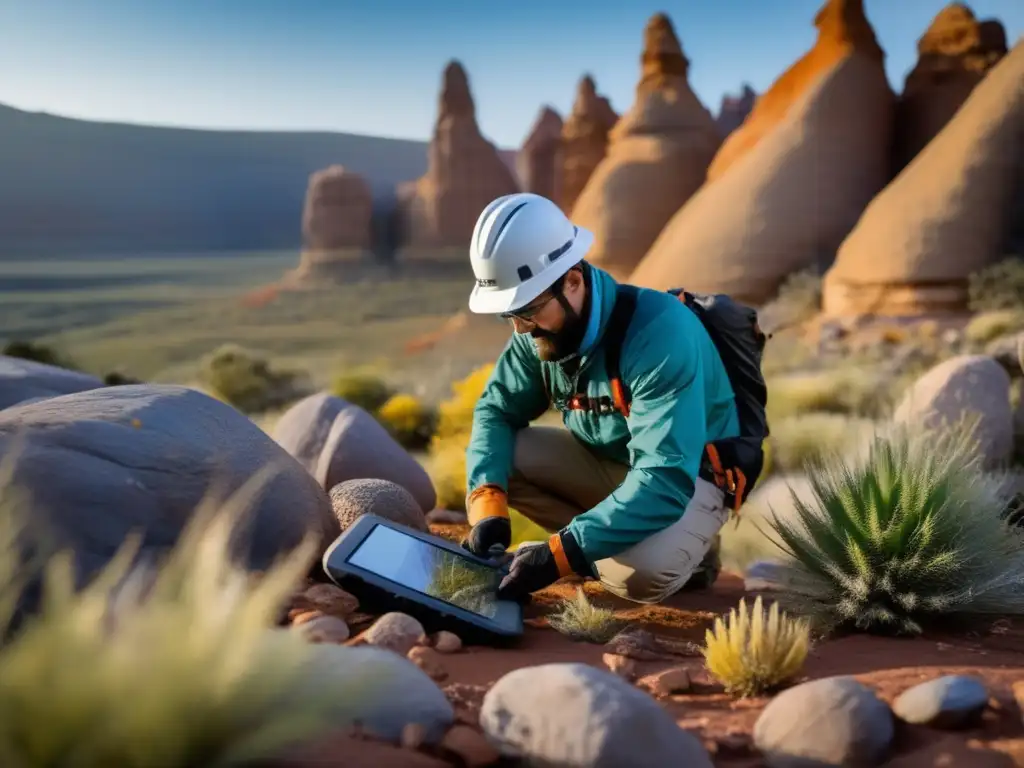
left=408, top=646, right=449, bottom=682
left=480, top=662, right=714, bottom=767
left=300, top=582, right=360, bottom=618
left=293, top=614, right=350, bottom=643
left=638, top=666, right=691, bottom=696
left=439, top=724, right=501, bottom=767
left=365, top=612, right=428, bottom=655
left=892, top=675, right=990, bottom=729
left=400, top=722, right=428, bottom=750
left=602, top=653, right=637, bottom=680
left=433, top=630, right=463, bottom=654
left=753, top=676, right=894, bottom=767
left=603, top=627, right=674, bottom=661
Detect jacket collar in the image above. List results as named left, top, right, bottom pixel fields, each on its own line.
left=577, top=264, right=621, bottom=365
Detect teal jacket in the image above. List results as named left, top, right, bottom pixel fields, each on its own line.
left=465, top=264, right=740, bottom=564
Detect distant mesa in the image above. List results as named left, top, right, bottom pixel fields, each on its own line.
left=558, top=74, right=619, bottom=215
left=569, top=12, right=722, bottom=280
left=289, top=165, right=374, bottom=282
left=395, top=60, right=520, bottom=252
left=822, top=37, right=1024, bottom=317
left=716, top=84, right=757, bottom=137
left=630, top=0, right=895, bottom=304
left=517, top=106, right=563, bottom=203
left=892, top=3, right=1008, bottom=172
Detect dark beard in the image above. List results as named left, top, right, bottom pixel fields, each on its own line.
left=531, top=312, right=588, bottom=362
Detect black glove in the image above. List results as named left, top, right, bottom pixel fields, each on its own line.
left=497, top=530, right=589, bottom=603
left=462, top=516, right=512, bottom=558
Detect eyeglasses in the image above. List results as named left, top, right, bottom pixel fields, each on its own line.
left=500, top=293, right=554, bottom=323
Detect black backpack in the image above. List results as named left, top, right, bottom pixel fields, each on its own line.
left=600, top=284, right=770, bottom=512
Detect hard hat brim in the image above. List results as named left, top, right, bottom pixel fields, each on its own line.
left=467, top=227, right=593, bottom=315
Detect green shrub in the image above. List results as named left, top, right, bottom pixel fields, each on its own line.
left=761, top=419, right=1024, bottom=636
left=198, top=344, right=310, bottom=414
left=968, top=257, right=1024, bottom=313
left=330, top=371, right=393, bottom=413
left=963, top=309, right=1024, bottom=346
left=376, top=393, right=436, bottom=450
left=703, top=596, right=811, bottom=697
left=0, top=471, right=373, bottom=767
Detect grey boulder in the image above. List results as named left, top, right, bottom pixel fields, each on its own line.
left=0, top=355, right=104, bottom=411
left=753, top=676, right=894, bottom=767
left=892, top=675, right=990, bottom=729
left=0, top=384, right=337, bottom=620
left=480, top=662, right=713, bottom=768
left=272, top=392, right=436, bottom=512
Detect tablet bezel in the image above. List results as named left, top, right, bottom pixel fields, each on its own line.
left=321, top=514, right=524, bottom=640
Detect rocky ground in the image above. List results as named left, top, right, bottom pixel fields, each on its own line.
left=276, top=520, right=1024, bottom=768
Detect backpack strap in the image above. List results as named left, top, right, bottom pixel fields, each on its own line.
left=602, top=285, right=639, bottom=418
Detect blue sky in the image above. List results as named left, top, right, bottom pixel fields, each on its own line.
left=0, top=0, right=1020, bottom=148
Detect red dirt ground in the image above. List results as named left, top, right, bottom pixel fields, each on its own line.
left=282, top=523, right=1024, bottom=767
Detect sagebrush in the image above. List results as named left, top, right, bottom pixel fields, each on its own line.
left=0, top=469, right=374, bottom=767
left=761, top=419, right=1024, bottom=635
left=703, top=596, right=811, bottom=697
left=547, top=587, right=625, bottom=644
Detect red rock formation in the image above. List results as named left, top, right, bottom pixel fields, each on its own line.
left=517, top=106, right=563, bottom=202
left=822, top=38, right=1024, bottom=317
left=397, top=61, right=520, bottom=250
left=292, top=165, right=373, bottom=280
left=892, top=4, right=1008, bottom=172
left=629, top=0, right=894, bottom=304
left=568, top=13, right=722, bottom=280
left=558, top=75, right=618, bottom=214
left=716, top=84, right=757, bottom=137
left=706, top=0, right=885, bottom=183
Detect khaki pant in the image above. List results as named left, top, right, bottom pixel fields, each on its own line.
left=507, top=426, right=727, bottom=604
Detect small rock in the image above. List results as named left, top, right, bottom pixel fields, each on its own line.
left=300, top=583, right=360, bottom=618
left=754, top=676, right=894, bottom=767
left=329, top=477, right=428, bottom=532
left=638, top=666, right=691, bottom=696
left=893, top=675, right=990, bottom=729
left=602, top=653, right=637, bottom=680
left=433, top=630, right=463, bottom=654
left=300, top=644, right=454, bottom=745
left=744, top=561, right=788, bottom=592
left=365, top=612, right=427, bottom=655
left=294, top=614, right=350, bottom=643
left=401, top=722, right=428, bottom=750
left=290, top=610, right=323, bottom=626
left=408, top=646, right=448, bottom=682
left=604, top=627, right=674, bottom=661
left=426, top=508, right=469, bottom=525
left=440, top=724, right=501, bottom=767
left=480, top=662, right=714, bottom=767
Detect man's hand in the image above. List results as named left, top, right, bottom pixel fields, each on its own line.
left=462, top=485, right=512, bottom=558
left=497, top=531, right=588, bottom=602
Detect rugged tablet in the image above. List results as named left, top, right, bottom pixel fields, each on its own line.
left=321, top=514, right=524, bottom=646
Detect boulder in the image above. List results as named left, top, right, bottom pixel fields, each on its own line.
left=893, top=4, right=1008, bottom=172
left=570, top=13, right=722, bottom=281
left=630, top=0, right=893, bottom=304
left=893, top=354, right=1013, bottom=466
left=0, top=385, right=337, bottom=620
left=0, top=355, right=105, bottom=411
left=822, top=38, right=1024, bottom=316
left=293, top=165, right=373, bottom=280
left=892, top=674, right=990, bottom=728
left=754, top=676, right=894, bottom=766
left=271, top=392, right=436, bottom=512
left=328, top=478, right=427, bottom=532
left=715, top=84, right=757, bottom=137
left=480, top=662, right=714, bottom=767
left=559, top=75, right=619, bottom=215
left=517, top=106, right=563, bottom=201
left=396, top=61, right=520, bottom=250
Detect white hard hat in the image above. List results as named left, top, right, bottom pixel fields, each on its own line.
left=468, top=193, right=594, bottom=315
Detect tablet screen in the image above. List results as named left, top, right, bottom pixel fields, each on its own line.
left=346, top=523, right=519, bottom=627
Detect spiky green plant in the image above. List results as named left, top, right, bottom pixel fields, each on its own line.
left=760, top=418, right=1024, bottom=636
left=703, top=596, right=811, bottom=697
left=547, top=587, right=625, bottom=644
left=0, top=466, right=376, bottom=767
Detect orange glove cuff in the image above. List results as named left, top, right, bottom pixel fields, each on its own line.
left=548, top=533, right=573, bottom=578
left=467, top=485, right=509, bottom=525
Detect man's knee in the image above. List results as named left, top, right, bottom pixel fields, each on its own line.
left=598, top=565, right=682, bottom=605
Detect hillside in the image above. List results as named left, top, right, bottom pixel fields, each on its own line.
left=0, top=103, right=502, bottom=257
